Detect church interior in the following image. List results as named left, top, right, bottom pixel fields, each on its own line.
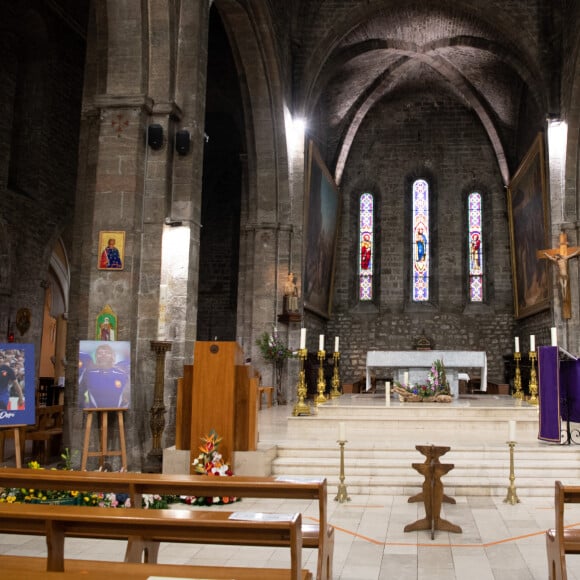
left=2, top=1, right=580, bottom=578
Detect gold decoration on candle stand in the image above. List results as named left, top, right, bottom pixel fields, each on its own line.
left=528, top=350, right=538, bottom=405
left=513, top=351, right=524, bottom=400
left=315, top=350, right=328, bottom=404
left=330, top=351, right=341, bottom=398
left=334, top=439, right=351, bottom=503
left=503, top=441, right=520, bottom=505
left=292, top=349, right=311, bottom=416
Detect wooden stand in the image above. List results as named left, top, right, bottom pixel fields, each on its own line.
left=404, top=444, right=462, bottom=539
left=81, top=408, right=127, bottom=471
left=0, top=426, right=24, bottom=468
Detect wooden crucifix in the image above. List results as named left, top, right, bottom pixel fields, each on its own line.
left=537, top=231, right=580, bottom=319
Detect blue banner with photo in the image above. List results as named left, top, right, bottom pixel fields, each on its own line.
left=0, top=343, right=35, bottom=426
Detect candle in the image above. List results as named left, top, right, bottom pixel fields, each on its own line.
left=530, top=334, right=535, bottom=352
left=319, top=334, right=325, bottom=352
left=334, top=336, right=339, bottom=352
left=385, top=381, right=391, bottom=406
left=300, top=328, right=306, bottom=350
left=403, top=371, right=409, bottom=385
left=508, top=420, right=516, bottom=442
left=514, top=337, right=520, bottom=353
left=339, top=422, right=346, bottom=441
left=551, top=327, right=558, bottom=347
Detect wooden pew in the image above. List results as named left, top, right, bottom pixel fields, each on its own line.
left=0, top=555, right=313, bottom=579
left=0, top=469, right=334, bottom=580
left=0, top=503, right=305, bottom=580
left=546, top=480, right=580, bottom=580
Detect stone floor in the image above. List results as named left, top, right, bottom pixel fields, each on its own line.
left=0, top=397, right=578, bottom=579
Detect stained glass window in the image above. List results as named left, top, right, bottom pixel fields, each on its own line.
left=468, top=192, right=483, bottom=302
left=412, top=179, right=429, bottom=301
left=359, top=192, right=373, bottom=301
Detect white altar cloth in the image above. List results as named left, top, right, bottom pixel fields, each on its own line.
left=366, top=350, right=487, bottom=396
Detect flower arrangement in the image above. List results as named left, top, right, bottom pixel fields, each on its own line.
left=393, top=359, right=452, bottom=403
left=256, top=331, right=294, bottom=364
left=185, top=430, right=239, bottom=506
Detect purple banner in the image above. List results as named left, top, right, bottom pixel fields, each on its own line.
left=538, top=346, right=561, bottom=442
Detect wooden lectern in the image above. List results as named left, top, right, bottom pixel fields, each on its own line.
left=176, top=342, right=258, bottom=473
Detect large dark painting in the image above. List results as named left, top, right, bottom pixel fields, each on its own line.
left=507, top=133, right=551, bottom=319
left=303, top=141, right=341, bottom=319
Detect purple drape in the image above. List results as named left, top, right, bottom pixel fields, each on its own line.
left=538, top=346, right=561, bottom=442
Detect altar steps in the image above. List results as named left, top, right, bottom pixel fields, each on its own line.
left=269, top=443, right=580, bottom=498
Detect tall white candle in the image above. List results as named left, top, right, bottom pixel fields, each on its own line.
left=551, top=327, right=558, bottom=347
left=319, top=334, right=325, bottom=352
left=530, top=335, right=535, bottom=352
left=385, top=381, right=391, bottom=406
left=300, top=328, right=306, bottom=350
left=339, top=422, right=346, bottom=441
left=403, top=371, right=409, bottom=385
left=334, top=336, right=339, bottom=353
left=508, top=420, right=516, bottom=442
left=514, top=337, right=520, bottom=353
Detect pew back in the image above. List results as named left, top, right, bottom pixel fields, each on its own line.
left=546, top=480, right=580, bottom=580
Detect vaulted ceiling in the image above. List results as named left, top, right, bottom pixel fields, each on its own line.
left=288, top=1, right=562, bottom=185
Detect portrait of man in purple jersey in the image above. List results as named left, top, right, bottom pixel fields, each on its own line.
left=78, top=341, right=131, bottom=409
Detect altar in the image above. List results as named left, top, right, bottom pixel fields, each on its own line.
left=366, top=350, right=488, bottom=396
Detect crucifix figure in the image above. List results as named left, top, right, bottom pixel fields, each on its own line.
left=537, top=231, right=580, bottom=319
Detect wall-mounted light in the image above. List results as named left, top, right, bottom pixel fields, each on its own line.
left=147, top=124, right=164, bottom=150
left=175, top=129, right=190, bottom=155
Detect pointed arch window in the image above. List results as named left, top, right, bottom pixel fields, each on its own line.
left=359, top=192, right=373, bottom=301
left=412, top=179, right=429, bottom=301
left=468, top=192, right=483, bottom=302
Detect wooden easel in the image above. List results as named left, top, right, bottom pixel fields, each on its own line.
left=0, top=425, right=24, bottom=468
left=404, top=444, right=462, bottom=539
left=81, top=408, right=127, bottom=471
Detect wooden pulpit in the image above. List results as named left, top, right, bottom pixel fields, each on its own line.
left=176, top=341, right=258, bottom=473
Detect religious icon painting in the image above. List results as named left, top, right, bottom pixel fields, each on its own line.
left=78, top=341, right=131, bottom=409
left=97, top=230, right=125, bottom=270
left=95, top=304, right=118, bottom=341
left=0, top=343, right=35, bottom=426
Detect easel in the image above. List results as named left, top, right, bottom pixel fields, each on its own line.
left=404, top=445, right=462, bottom=539
left=81, top=408, right=127, bottom=471
left=0, top=425, right=25, bottom=468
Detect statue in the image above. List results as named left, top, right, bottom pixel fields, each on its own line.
left=283, top=272, right=299, bottom=313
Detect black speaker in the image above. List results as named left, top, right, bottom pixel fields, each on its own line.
left=175, top=129, right=190, bottom=155
left=147, top=124, right=164, bottom=150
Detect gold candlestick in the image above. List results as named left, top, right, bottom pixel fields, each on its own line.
left=315, top=350, right=328, bottom=404
left=334, top=439, right=351, bottom=503
left=503, top=441, right=520, bottom=505
left=528, top=350, right=538, bottom=405
left=330, top=351, right=341, bottom=398
left=292, top=348, right=311, bottom=416
left=513, top=351, right=524, bottom=400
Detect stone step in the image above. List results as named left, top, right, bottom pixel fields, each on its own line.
left=269, top=441, right=579, bottom=497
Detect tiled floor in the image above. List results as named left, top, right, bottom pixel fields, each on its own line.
left=0, top=399, right=577, bottom=579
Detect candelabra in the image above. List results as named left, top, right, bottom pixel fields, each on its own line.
left=334, top=439, right=351, bottom=503
left=528, top=350, right=538, bottom=405
left=503, top=441, right=520, bottom=505
left=292, top=348, right=311, bottom=416
left=330, top=351, right=341, bottom=398
left=315, top=350, right=328, bottom=404
left=512, top=351, right=524, bottom=400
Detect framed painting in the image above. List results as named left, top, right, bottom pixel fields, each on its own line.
left=98, top=231, right=125, bottom=270
left=303, top=141, right=341, bottom=319
left=95, top=304, right=117, bottom=341
left=507, top=133, right=551, bottom=319
left=78, top=341, right=131, bottom=409
left=0, top=343, right=35, bottom=426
